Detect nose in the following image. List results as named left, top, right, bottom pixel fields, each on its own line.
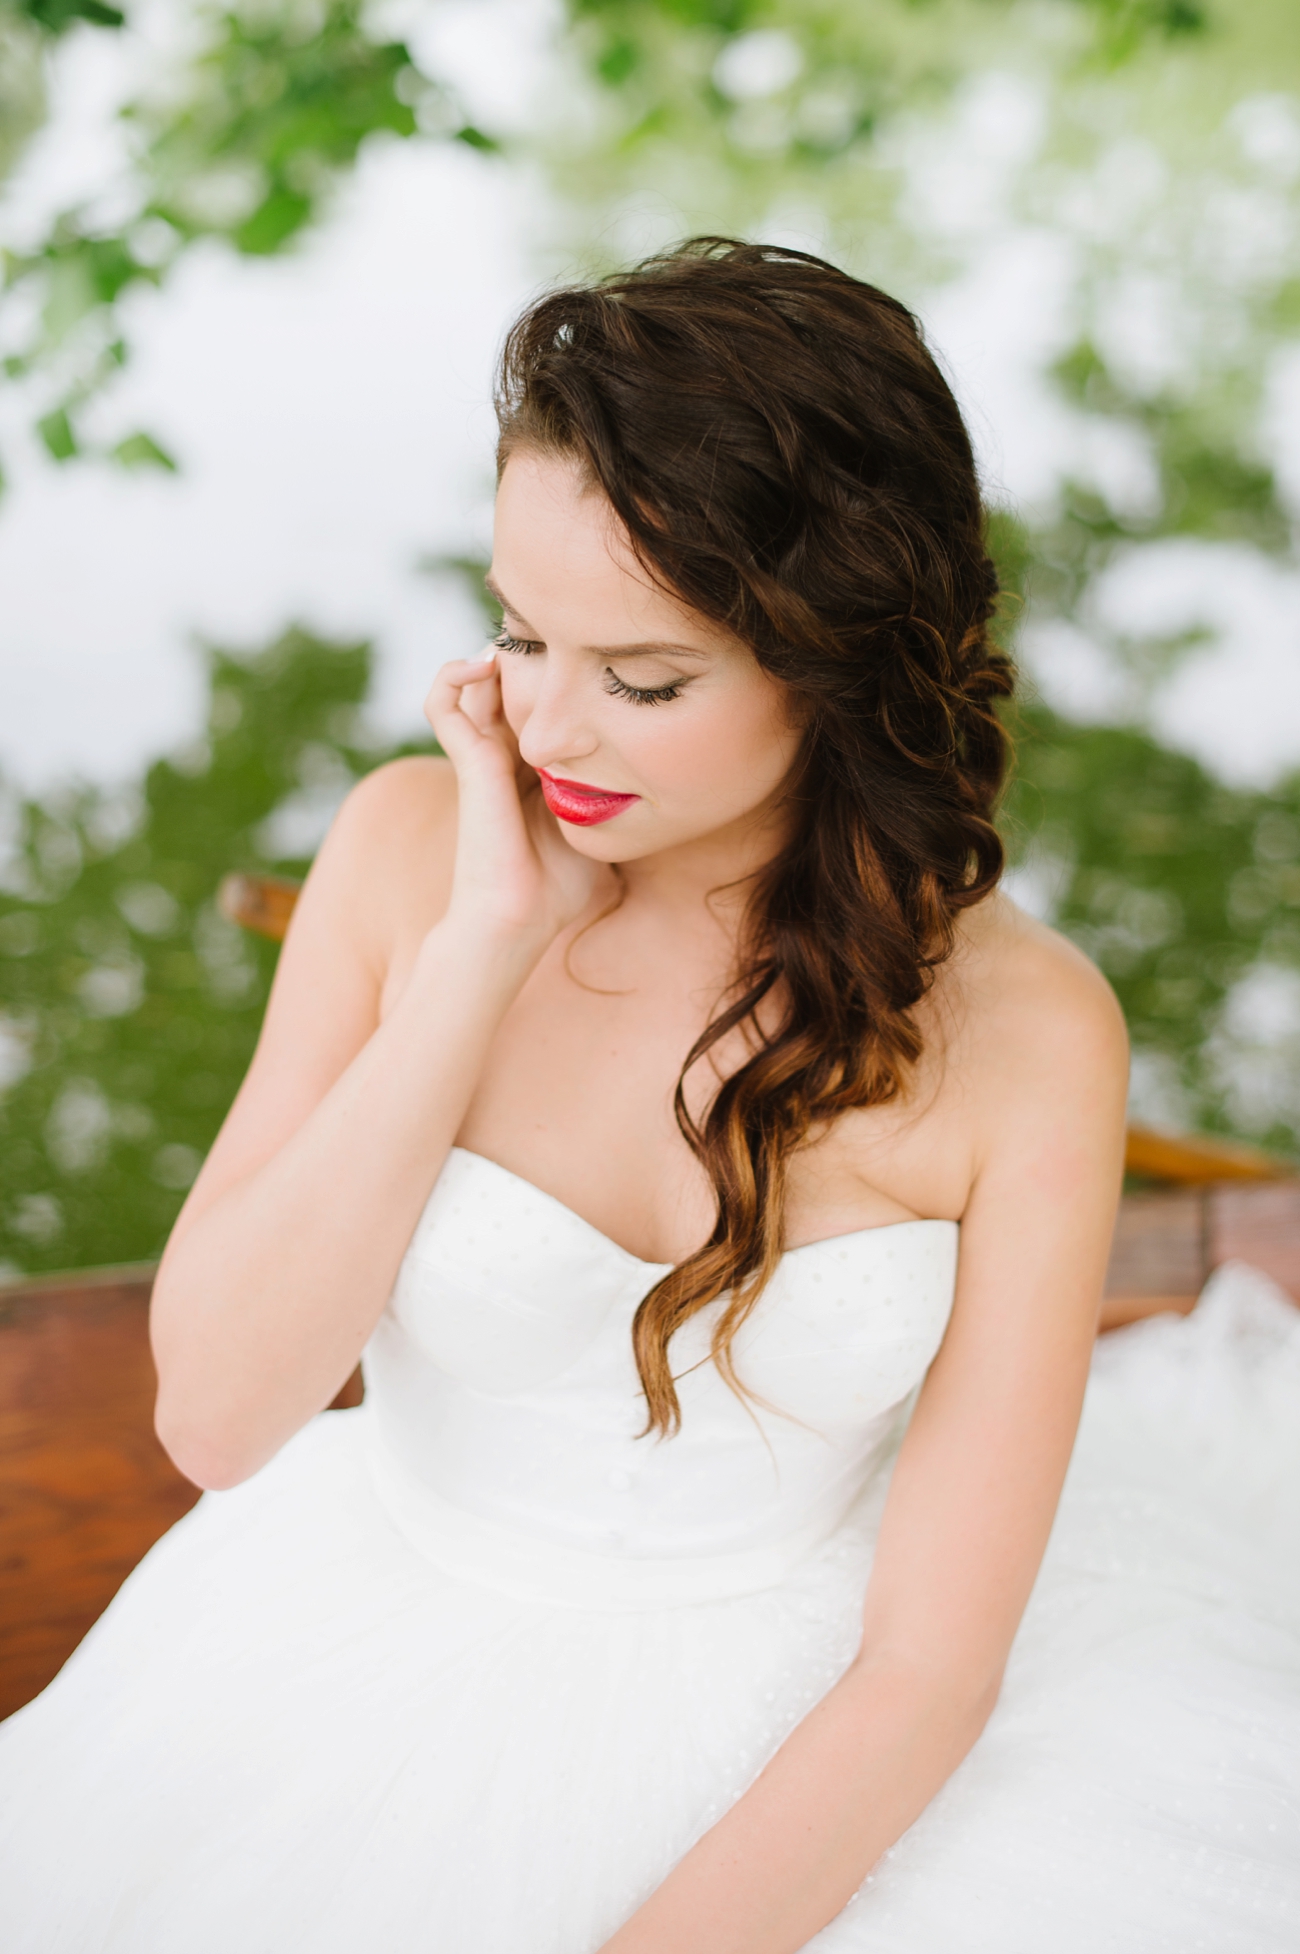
left=511, top=654, right=600, bottom=773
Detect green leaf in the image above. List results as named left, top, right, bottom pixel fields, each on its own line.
left=111, top=432, right=179, bottom=473
left=1073, top=0, right=1211, bottom=68
left=455, top=124, right=502, bottom=154
left=18, top=0, right=125, bottom=32
left=596, top=36, right=642, bottom=85
left=37, top=408, right=78, bottom=461
left=233, top=186, right=314, bottom=256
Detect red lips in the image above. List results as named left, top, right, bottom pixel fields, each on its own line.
left=537, top=769, right=640, bottom=827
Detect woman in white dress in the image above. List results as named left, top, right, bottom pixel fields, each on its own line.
left=1, top=238, right=1297, bottom=1953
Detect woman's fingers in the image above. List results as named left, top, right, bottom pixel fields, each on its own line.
left=425, top=647, right=498, bottom=714
left=424, top=650, right=506, bottom=762
left=460, top=660, right=505, bottom=738
left=422, top=646, right=605, bottom=940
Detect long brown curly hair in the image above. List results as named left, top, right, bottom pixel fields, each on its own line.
left=496, top=238, right=1013, bottom=1437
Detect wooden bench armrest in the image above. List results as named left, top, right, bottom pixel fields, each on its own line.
left=1123, top=1124, right=1288, bottom=1185
left=217, top=872, right=303, bottom=943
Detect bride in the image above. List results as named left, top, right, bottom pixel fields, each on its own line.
left=1, top=238, right=1297, bottom=1953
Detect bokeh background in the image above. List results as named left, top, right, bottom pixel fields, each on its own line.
left=2, top=0, right=1299, bottom=1277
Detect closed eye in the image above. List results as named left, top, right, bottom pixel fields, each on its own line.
left=495, top=629, right=687, bottom=705
left=604, top=669, right=685, bottom=706
left=494, top=629, right=541, bottom=656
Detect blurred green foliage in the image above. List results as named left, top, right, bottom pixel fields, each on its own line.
left=0, top=631, right=435, bottom=1277
left=988, top=501, right=1300, bottom=1148
left=1010, top=710, right=1300, bottom=1147
left=13, top=3, right=124, bottom=29
left=0, top=0, right=495, bottom=476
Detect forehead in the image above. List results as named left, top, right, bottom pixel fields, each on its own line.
left=491, top=450, right=721, bottom=645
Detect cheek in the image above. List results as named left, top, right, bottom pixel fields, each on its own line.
left=497, top=656, right=540, bottom=736
left=640, top=688, right=800, bottom=806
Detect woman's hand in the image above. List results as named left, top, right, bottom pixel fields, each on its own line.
left=424, top=649, right=606, bottom=947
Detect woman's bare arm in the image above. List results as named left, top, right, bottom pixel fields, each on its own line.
left=598, top=935, right=1129, bottom=1954
left=151, top=654, right=601, bottom=1491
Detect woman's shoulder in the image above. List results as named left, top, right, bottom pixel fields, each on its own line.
left=948, top=891, right=1128, bottom=1094
left=302, top=755, right=460, bottom=969
left=328, top=752, right=458, bottom=886
left=820, top=894, right=1125, bottom=1227
left=338, top=752, right=458, bottom=838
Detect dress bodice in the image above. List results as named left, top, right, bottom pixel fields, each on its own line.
left=361, top=1149, right=957, bottom=1602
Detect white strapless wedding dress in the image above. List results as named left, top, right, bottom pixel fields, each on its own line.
left=1, top=1147, right=1298, bottom=1951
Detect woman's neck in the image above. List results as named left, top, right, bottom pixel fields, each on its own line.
left=612, top=790, right=796, bottom=932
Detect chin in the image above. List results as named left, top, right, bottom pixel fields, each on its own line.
left=554, top=818, right=659, bottom=862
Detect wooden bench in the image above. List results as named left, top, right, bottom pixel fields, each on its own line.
left=0, top=1270, right=362, bottom=1721
left=1, top=871, right=1295, bottom=1724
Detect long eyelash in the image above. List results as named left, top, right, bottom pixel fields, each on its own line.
left=493, top=630, right=683, bottom=704
left=604, top=669, right=684, bottom=706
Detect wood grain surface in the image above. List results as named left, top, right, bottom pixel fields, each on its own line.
left=0, top=1266, right=362, bottom=1722
left=0, top=1270, right=199, bottom=1722
left=1123, top=1123, right=1289, bottom=1184
left=216, top=871, right=304, bottom=943
left=1210, top=1181, right=1300, bottom=1300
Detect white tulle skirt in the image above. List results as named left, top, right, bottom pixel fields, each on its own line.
left=1, top=1262, right=1297, bottom=1953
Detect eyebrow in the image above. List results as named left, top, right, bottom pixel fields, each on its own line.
left=484, top=574, right=711, bottom=661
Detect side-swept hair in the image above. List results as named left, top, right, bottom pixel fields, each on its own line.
left=496, top=238, right=1012, bottom=1436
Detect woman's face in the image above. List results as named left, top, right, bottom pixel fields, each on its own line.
left=488, top=450, right=804, bottom=866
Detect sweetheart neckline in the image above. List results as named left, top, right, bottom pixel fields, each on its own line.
left=446, top=1146, right=957, bottom=1271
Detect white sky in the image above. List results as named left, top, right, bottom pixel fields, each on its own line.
left=0, top=7, right=551, bottom=791
left=0, top=139, right=536, bottom=786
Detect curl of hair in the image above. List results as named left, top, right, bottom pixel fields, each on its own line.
left=496, top=238, right=1014, bottom=1437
